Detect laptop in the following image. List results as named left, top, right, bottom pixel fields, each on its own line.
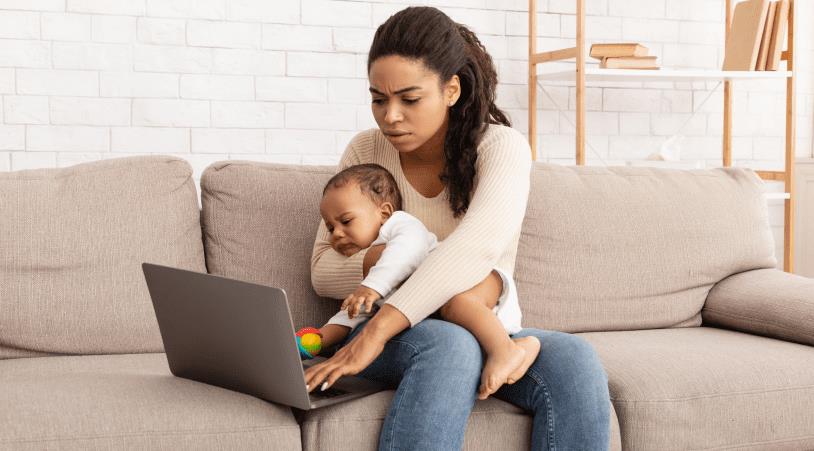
left=141, top=262, right=387, bottom=410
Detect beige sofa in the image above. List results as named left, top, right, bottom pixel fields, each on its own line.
left=2, top=155, right=813, bottom=450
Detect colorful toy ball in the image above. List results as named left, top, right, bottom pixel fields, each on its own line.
left=296, top=327, right=322, bottom=359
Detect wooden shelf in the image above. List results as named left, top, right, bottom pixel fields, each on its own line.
left=536, top=66, right=793, bottom=83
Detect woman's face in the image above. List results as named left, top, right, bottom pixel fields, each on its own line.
left=368, top=55, right=460, bottom=154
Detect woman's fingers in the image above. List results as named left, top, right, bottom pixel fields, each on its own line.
left=304, top=362, right=325, bottom=391
left=321, top=366, right=349, bottom=391
left=304, top=331, right=384, bottom=393
left=305, top=355, right=353, bottom=392
left=305, top=360, right=336, bottom=392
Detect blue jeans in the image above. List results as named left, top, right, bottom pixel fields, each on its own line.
left=339, top=317, right=611, bottom=451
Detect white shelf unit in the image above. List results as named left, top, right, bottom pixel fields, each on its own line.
left=537, top=67, right=793, bottom=83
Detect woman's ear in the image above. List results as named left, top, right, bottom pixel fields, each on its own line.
left=379, top=202, right=394, bottom=223
left=445, top=75, right=461, bottom=107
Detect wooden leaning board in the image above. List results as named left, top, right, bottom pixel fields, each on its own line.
left=755, top=1, right=777, bottom=70
left=766, top=0, right=790, bottom=70
left=723, top=0, right=788, bottom=71
left=722, top=0, right=770, bottom=71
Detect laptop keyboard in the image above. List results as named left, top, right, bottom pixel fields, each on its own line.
left=310, top=386, right=349, bottom=399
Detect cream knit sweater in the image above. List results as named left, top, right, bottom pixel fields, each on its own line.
left=310, top=124, right=532, bottom=327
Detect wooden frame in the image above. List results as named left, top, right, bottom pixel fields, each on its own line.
left=528, top=0, right=797, bottom=272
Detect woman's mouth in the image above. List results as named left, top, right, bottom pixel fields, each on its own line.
left=384, top=132, right=410, bottom=143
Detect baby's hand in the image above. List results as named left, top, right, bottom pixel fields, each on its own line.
left=341, top=286, right=382, bottom=319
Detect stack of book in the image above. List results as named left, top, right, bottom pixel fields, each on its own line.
left=722, top=0, right=789, bottom=71
left=590, top=43, right=659, bottom=70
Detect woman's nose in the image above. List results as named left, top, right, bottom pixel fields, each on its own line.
left=384, top=104, right=403, bottom=124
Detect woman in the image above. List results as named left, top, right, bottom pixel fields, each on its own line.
left=305, top=7, right=610, bottom=450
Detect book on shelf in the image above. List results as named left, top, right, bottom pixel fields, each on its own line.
left=766, top=0, right=789, bottom=71
left=589, top=43, right=648, bottom=60
left=600, top=56, right=659, bottom=70
left=722, top=0, right=771, bottom=70
left=755, top=1, right=777, bottom=70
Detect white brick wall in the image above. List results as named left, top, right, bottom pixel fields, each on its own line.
left=1, top=0, right=812, bottom=267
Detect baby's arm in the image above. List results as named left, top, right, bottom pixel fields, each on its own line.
left=360, top=213, right=438, bottom=298
left=341, top=214, right=436, bottom=318
left=302, top=216, right=434, bottom=358
left=323, top=307, right=370, bottom=342
left=319, top=324, right=351, bottom=349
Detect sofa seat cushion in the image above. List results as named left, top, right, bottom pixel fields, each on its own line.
left=0, top=354, right=301, bottom=451
left=578, top=327, right=814, bottom=450
left=298, top=389, right=622, bottom=450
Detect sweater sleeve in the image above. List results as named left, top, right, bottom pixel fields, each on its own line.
left=361, top=212, right=437, bottom=298
left=383, top=127, right=532, bottom=327
left=310, top=136, right=371, bottom=299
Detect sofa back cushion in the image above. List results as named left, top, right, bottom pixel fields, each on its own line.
left=0, top=156, right=206, bottom=359
left=199, top=160, right=777, bottom=336
left=200, top=161, right=337, bottom=332
left=514, top=163, right=777, bottom=332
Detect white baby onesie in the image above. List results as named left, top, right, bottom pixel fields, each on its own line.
left=326, top=211, right=523, bottom=335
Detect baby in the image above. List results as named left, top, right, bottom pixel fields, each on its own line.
left=304, top=163, right=540, bottom=400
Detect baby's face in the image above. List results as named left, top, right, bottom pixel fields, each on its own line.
left=320, top=183, right=390, bottom=257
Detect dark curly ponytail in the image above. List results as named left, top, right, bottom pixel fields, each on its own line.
left=368, top=7, right=510, bottom=218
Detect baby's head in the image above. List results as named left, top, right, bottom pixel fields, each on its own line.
left=320, top=164, right=402, bottom=257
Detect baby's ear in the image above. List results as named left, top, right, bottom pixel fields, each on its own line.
left=379, top=202, right=394, bottom=222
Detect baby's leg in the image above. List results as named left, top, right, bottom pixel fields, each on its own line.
left=439, top=271, right=540, bottom=400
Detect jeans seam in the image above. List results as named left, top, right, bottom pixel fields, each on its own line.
left=527, top=366, right=557, bottom=451
left=388, top=339, right=421, bottom=356
left=383, top=358, right=415, bottom=451
left=381, top=338, right=421, bottom=451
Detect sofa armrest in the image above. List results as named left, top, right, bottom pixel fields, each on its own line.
left=702, top=268, right=814, bottom=346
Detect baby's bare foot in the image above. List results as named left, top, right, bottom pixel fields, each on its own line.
left=478, top=342, right=526, bottom=400
left=506, top=336, right=541, bottom=385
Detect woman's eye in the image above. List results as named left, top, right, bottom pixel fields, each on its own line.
left=372, top=98, right=384, bottom=105
left=403, top=98, right=419, bottom=104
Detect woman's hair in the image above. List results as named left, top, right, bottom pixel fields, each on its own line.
left=368, top=6, right=510, bottom=218
left=323, top=163, right=403, bottom=211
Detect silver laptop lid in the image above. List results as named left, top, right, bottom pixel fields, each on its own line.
left=141, top=263, right=313, bottom=410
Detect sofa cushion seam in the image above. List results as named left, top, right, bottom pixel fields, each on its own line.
left=0, top=158, right=188, bottom=181
left=612, top=383, right=814, bottom=403
left=1, top=425, right=301, bottom=445
left=696, top=433, right=814, bottom=450
left=208, top=161, right=334, bottom=175
left=301, top=408, right=527, bottom=425
left=703, top=308, right=813, bottom=339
